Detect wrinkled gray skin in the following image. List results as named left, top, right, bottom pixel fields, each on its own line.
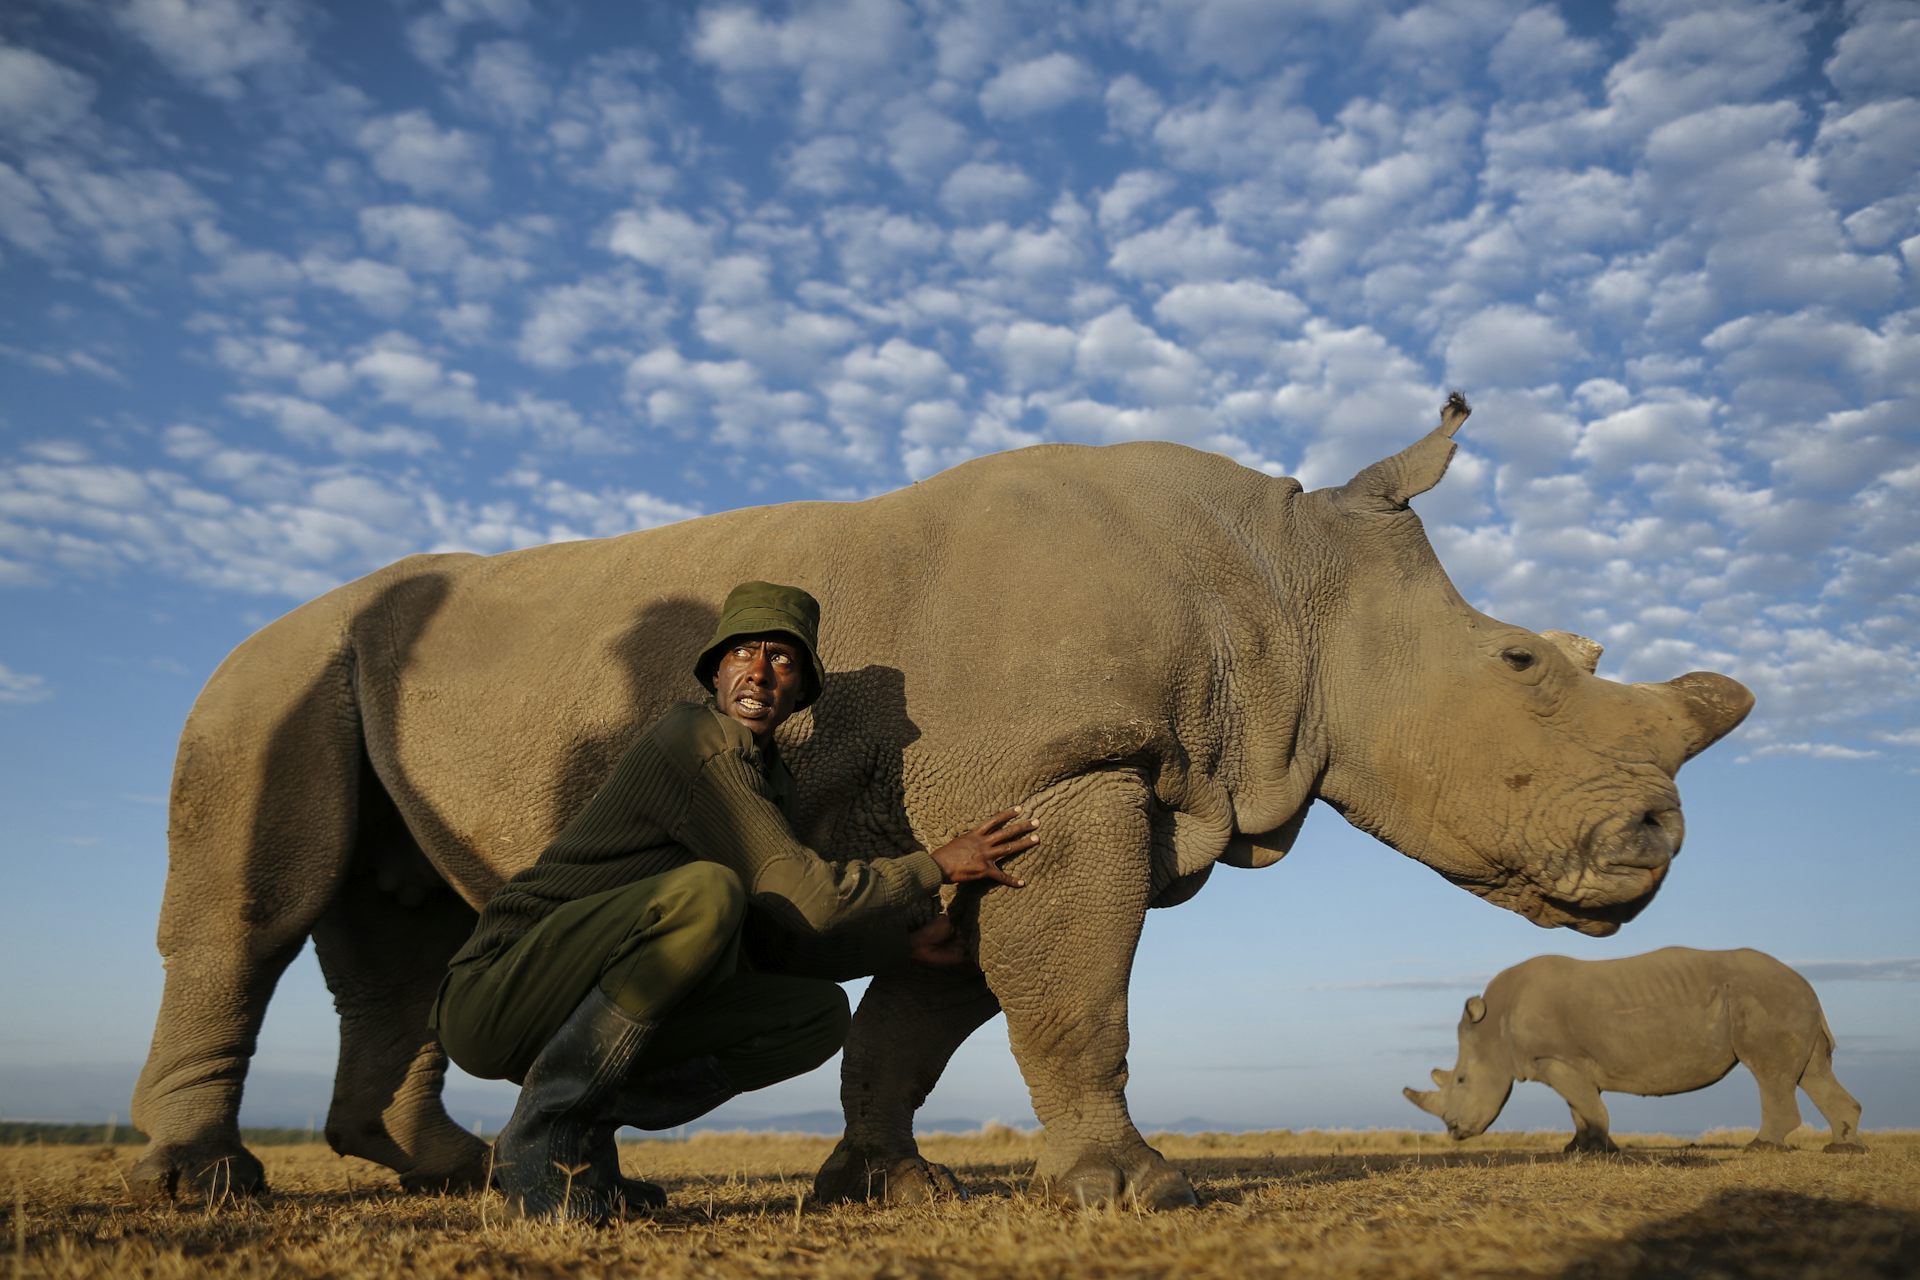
left=1404, top=947, right=1866, bottom=1154
left=130, top=397, right=1755, bottom=1209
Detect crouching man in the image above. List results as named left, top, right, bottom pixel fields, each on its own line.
left=431, top=580, right=1037, bottom=1222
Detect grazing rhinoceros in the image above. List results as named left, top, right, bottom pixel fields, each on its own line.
left=1403, top=947, right=1866, bottom=1153
left=131, top=394, right=1754, bottom=1210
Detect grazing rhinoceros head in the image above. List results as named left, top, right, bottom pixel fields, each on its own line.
left=1402, top=994, right=1510, bottom=1138
left=1301, top=395, right=1752, bottom=936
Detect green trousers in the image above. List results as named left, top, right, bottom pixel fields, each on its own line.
left=433, top=862, right=851, bottom=1098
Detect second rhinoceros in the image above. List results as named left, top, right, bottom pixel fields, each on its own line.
left=1404, top=946, right=1866, bottom=1153
left=131, top=395, right=1753, bottom=1210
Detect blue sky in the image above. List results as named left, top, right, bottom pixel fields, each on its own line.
left=2, top=0, right=1916, bottom=1142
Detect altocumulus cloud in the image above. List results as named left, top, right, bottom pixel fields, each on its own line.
left=0, top=0, right=1914, bottom=774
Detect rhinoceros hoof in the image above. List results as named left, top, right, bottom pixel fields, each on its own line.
left=128, top=1142, right=268, bottom=1204
left=812, top=1142, right=967, bottom=1205
left=1046, top=1154, right=1199, bottom=1211
left=1563, top=1134, right=1619, bottom=1155
left=1745, top=1139, right=1793, bottom=1153
left=1822, top=1142, right=1869, bottom=1155
left=394, top=1144, right=491, bottom=1194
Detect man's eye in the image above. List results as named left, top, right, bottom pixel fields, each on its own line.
left=771, top=652, right=792, bottom=666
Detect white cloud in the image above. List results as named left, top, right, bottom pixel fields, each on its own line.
left=408, top=0, right=533, bottom=70
left=1574, top=393, right=1719, bottom=474
left=1095, top=169, right=1175, bottom=234
left=606, top=205, right=719, bottom=276
left=1109, top=209, right=1255, bottom=282
left=1822, top=0, right=1920, bottom=103
left=463, top=39, right=550, bottom=125
left=356, top=111, right=491, bottom=201
left=690, top=0, right=915, bottom=123
left=1602, top=3, right=1816, bottom=138
left=300, top=253, right=416, bottom=317
left=883, top=106, right=972, bottom=187
left=938, top=160, right=1037, bottom=217
left=1154, top=281, right=1307, bottom=334
left=978, top=52, right=1095, bottom=119
left=1104, top=73, right=1163, bottom=137
left=0, top=661, right=52, bottom=704
left=1444, top=305, right=1583, bottom=390
left=3, top=155, right=209, bottom=265
left=1487, top=7, right=1602, bottom=96
left=517, top=274, right=665, bottom=370
left=113, top=0, right=309, bottom=99
left=0, top=45, right=97, bottom=145
left=781, top=135, right=866, bottom=196
left=1073, top=308, right=1207, bottom=406
left=228, top=393, right=438, bottom=457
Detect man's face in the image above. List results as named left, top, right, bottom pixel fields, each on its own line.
left=711, top=632, right=806, bottom=741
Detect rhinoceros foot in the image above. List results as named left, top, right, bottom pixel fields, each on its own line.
left=1042, top=1148, right=1198, bottom=1211
left=812, top=1139, right=968, bottom=1205
left=1745, top=1138, right=1794, bottom=1153
left=128, top=1140, right=268, bottom=1204
left=1562, top=1132, right=1619, bottom=1155
left=1822, top=1141, right=1869, bottom=1155
left=323, top=1113, right=491, bottom=1194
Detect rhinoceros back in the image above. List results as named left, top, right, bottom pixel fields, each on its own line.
left=1498, top=947, right=1821, bottom=1097
left=270, top=441, right=1291, bottom=902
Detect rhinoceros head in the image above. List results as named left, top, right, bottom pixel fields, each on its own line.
left=1304, top=395, right=1753, bottom=937
left=1402, top=994, right=1512, bottom=1139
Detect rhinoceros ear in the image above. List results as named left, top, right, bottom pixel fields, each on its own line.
left=1541, top=630, right=1603, bottom=675
left=1464, top=995, right=1487, bottom=1024
left=1333, top=392, right=1471, bottom=513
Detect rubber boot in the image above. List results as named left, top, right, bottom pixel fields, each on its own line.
left=587, top=1055, right=738, bottom=1213
left=492, top=986, right=656, bottom=1223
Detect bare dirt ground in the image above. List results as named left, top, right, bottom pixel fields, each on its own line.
left=4, top=1127, right=1915, bottom=1278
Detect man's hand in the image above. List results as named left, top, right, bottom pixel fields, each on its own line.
left=930, top=807, right=1038, bottom=887
left=906, top=914, right=966, bottom=967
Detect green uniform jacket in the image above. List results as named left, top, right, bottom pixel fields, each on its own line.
left=451, top=700, right=943, bottom=979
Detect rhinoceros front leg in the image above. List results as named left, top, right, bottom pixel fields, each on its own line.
left=308, top=843, right=489, bottom=1192
left=976, top=771, right=1197, bottom=1210
left=813, top=963, right=1001, bottom=1204
left=1536, top=1060, right=1618, bottom=1154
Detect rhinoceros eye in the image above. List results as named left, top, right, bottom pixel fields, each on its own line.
left=1500, top=647, right=1536, bottom=671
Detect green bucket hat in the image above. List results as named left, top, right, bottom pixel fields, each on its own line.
left=694, top=580, right=827, bottom=710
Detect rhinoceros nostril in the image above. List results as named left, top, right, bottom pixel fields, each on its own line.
left=1643, top=807, right=1684, bottom=855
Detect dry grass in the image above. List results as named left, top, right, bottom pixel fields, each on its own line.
left=4, top=1127, right=1916, bottom=1278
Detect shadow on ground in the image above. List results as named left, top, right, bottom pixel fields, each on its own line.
left=1174, top=1148, right=1712, bottom=1203
left=1556, top=1188, right=1920, bottom=1280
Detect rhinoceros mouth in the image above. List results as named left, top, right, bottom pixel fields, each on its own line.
left=1540, top=890, right=1655, bottom=937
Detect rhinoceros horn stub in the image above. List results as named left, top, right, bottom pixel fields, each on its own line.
left=1334, top=392, right=1472, bottom=513
left=1664, top=671, right=1756, bottom=761
left=1541, top=630, right=1603, bottom=674
left=1403, top=1085, right=1445, bottom=1116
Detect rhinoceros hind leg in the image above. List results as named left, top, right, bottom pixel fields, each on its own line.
left=813, top=963, right=1000, bottom=1205
left=310, top=820, right=488, bottom=1192
left=1798, top=1037, right=1865, bottom=1153
left=1749, top=1073, right=1805, bottom=1149
left=977, top=771, right=1196, bottom=1210
left=129, top=937, right=300, bottom=1202
left=131, top=657, right=373, bottom=1202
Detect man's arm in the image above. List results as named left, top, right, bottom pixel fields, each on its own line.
left=676, top=748, right=944, bottom=936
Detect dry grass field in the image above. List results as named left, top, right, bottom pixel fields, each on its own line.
left=5, top=1127, right=1916, bottom=1278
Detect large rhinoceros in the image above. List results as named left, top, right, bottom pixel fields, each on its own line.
left=1403, top=946, right=1866, bottom=1153
left=130, top=395, right=1753, bottom=1209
